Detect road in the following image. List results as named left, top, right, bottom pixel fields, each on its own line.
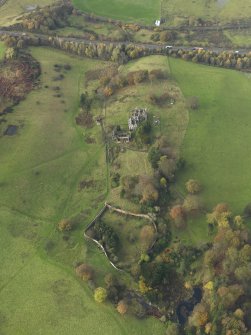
left=0, top=29, right=250, bottom=56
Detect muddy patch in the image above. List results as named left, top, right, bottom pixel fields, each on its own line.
left=4, top=125, right=18, bottom=136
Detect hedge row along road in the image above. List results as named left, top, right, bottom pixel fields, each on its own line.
left=0, top=29, right=250, bottom=56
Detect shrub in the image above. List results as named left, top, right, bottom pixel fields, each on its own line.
left=170, top=205, right=186, bottom=229
left=158, top=156, right=176, bottom=179
left=103, top=86, right=113, bottom=97
left=185, top=179, right=201, bottom=194
left=166, top=322, right=180, bottom=335
left=94, top=287, right=107, bottom=303
left=58, top=219, right=73, bottom=231
left=117, top=300, right=128, bottom=315
left=183, top=195, right=202, bottom=213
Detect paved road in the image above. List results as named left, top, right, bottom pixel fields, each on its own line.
left=0, top=29, right=249, bottom=55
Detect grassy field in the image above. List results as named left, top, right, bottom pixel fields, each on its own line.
left=72, top=0, right=161, bottom=24
left=0, top=0, right=55, bottom=26
left=0, top=42, right=6, bottom=60
left=169, top=57, right=251, bottom=215
left=162, top=0, right=251, bottom=25
left=72, top=0, right=251, bottom=26
left=0, top=47, right=165, bottom=335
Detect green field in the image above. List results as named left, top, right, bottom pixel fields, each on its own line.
left=72, top=0, right=161, bottom=24
left=169, top=57, right=251, bottom=215
left=0, top=47, right=165, bottom=335
left=72, top=0, right=251, bottom=26
left=162, top=0, right=251, bottom=25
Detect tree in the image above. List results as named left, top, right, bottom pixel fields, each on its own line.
left=185, top=179, right=201, bottom=194
left=158, top=156, right=176, bottom=179
left=58, top=219, right=73, bottom=231
left=75, top=263, right=94, bottom=281
left=189, top=303, right=209, bottom=327
left=166, top=322, right=180, bottom=335
left=183, top=195, right=202, bottom=213
left=170, top=205, right=186, bottom=228
left=141, top=182, right=159, bottom=203
left=160, top=177, right=167, bottom=188
left=5, top=47, right=16, bottom=60
left=94, top=287, right=107, bottom=303
left=148, top=146, right=161, bottom=168
left=103, top=86, right=113, bottom=97
left=140, top=225, right=155, bottom=248
left=138, top=276, right=151, bottom=294
left=135, top=120, right=152, bottom=145
left=117, top=300, right=128, bottom=315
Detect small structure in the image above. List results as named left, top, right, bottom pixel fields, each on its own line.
left=112, top=126, right=131, bottom=143
left=128, top=108, right=148, bottom=131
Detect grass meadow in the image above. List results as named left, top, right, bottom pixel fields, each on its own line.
left=72, top=0, right=161, bottom=24
left=0, top=47, right=165, bottom=335
left=169, top=57, right=251, bottom=216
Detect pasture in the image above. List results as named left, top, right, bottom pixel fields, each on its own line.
left=0, top=47, right=165, bottom=335
left=72, top=0, right=161, bottom=24
left=72, top=0, right=251, bottom=26
left=169, top=57, right=251, bottom=215
left=162, top=0, right=251, bottom=25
